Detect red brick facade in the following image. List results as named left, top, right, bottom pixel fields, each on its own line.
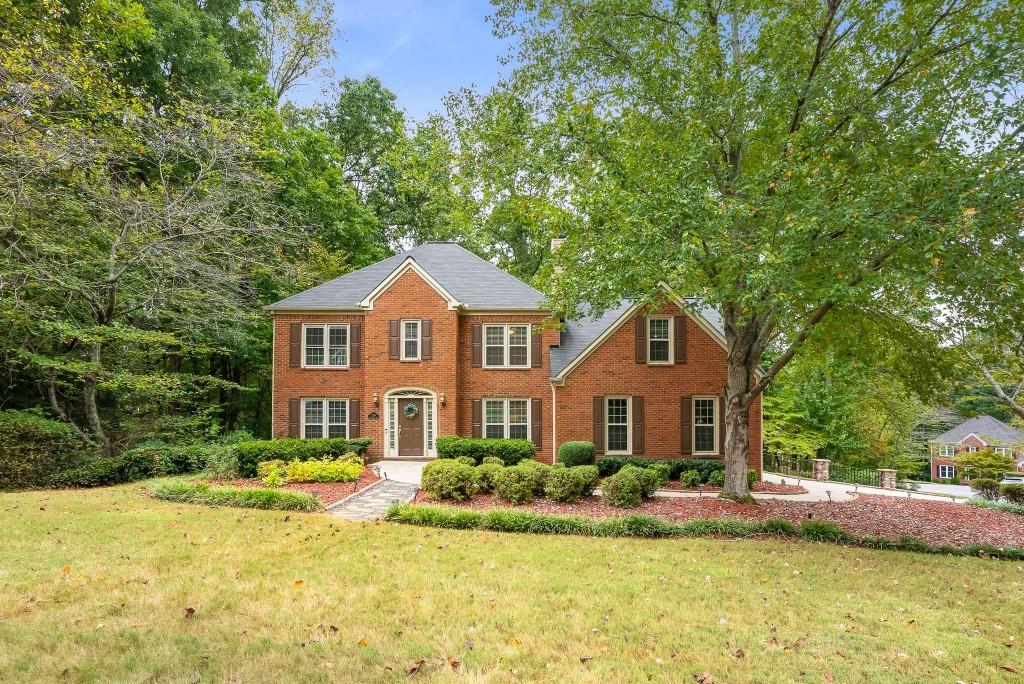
left=272, top=270, right=762, bottom=471
left=930, top=434, right=1024, bottom=483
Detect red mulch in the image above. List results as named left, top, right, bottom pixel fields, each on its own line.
left=661, top=480, right=807, bottom=494
left=224, top=469, right=380, bottom=507
left=415, top=492, right=1024, bottom=548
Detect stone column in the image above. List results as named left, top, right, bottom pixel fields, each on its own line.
left=812, top=458, right=830, bottom=482
left=878, top=468, right=897, bottom=489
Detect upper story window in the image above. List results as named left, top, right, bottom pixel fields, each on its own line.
left=937, top=464, right=956, bottom=479
left=484, top=323, right=530, bottom=368
left=938, top=444, right=955, bottom=458
left=647, top=316, right=672, bottom=364
left=994, top=446, right=1012, bottom=456
left=401, top=319, right=420, bottom=361
left=302, top=398, right=347, bottom=439
left=966, top=445, right=978, bottom=453
left=484, top=398, right=530, bottom=440
left=605, top=396, right=630, bottom=454
left=693, top=397, right=717, bottom=454
left=304, top=324, right=349, bottom=368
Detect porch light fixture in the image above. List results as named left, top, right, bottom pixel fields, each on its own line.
left=372, top=392, right=379, bottom=406
left=440, top=392, right=446, bottom=407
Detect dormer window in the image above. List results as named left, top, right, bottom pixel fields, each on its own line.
left=401, top=320, right=421, bottom=361
left=647, top=316, right=672, bottom=364
left=938, top=444, right=955, bottom=457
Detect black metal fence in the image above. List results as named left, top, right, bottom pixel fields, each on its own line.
left=765, top=453, right=880, bottom=487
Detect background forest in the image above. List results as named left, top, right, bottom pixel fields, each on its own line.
left=1, top=0, right=1020, bottom=479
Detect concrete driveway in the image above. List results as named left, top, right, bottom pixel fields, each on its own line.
left=762, top=472, right=971, bottom=503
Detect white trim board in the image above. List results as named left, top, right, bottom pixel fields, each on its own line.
left=359, top=257, right=462, bottom=310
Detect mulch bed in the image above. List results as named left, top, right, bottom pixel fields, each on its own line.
left=224, top=469, right=380, bottom=507
left=414, top=492, right=1024, bottom=548
left=660, top=480, right=807, bottom=494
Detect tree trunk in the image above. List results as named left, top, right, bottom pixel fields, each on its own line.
left=83, top=341, right=111, bottom=456
left=721, top=309, right=760, bottom=501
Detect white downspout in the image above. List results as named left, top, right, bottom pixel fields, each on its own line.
left=551, top=381, right=558, bottom=463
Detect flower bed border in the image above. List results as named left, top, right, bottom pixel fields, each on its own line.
left=386, top=503, right=1024, bottom=561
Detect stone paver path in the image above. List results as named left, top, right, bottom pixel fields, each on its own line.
left=328, top=479, right=420, bottom=521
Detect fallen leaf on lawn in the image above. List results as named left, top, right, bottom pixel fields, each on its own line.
left=405, top=659, right=425, bottom=676
left=694, top=673, right=714, bottom=684
left=464, top=639, right=474, bottom=650
left=62, top=566, right=71, bottom=574
left=506, top=636, right=521, bottom=646
left=580, top=656, right=593, bottom=664
left=184, top=607, right=195, bottom=619
left=293, top=580, right=304, bottom=588
left=907, top=619, right=916, bottom=628
left=999, top=664, right=1018, bottom=673
left=825, top=674, right=834, bottom=682
left=728, top=647, right=745, bottom=660
left=964, top=207, right=977, bottom=217
left=446, top=656, right=459, bottom=670
left=357, top=636, right=368, bottom=646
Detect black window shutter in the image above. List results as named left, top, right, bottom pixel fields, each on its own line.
left=531, top=398, right=542, bottom=448
left=388, top=320, right=400, bottom=359
left=635, top=316, right=646, bottom=364
left=531, top=330, right=542, bottom=368
left=288, top=398, right=300, bottom=437
left=350, top=323, right=361, bottom=367
left=289, top=323, right=301, bottom=368
left=632, top=396, right=644, bottom=454
left=471, top=399, right=482, bottom=437
left=349, top=398, right=360, bottom=438
left=593, top=396, right=605, bottom=453
left=421, top=320, right=432, bottom=359
left=472, top=323, right=482, bottom=367
left=674, top=316, right=686, bottom=364
left=680, top=396, right=692, bottom=455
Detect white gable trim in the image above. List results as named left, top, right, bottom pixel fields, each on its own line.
left=553, top=285, right=751, bottom=382
left=358, top=257, right=461, bottom=310
left=959, top=433, right=990, bottom=446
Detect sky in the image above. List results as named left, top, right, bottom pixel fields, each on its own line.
left=288, top=0, right=511, bottom=121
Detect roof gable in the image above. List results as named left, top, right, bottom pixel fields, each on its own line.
left=265, top=242, right=546, bottom=312
left=933, top=415, right=1024, bottom=446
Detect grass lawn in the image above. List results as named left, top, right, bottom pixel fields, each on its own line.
left=2, top=484, right=1022, bottom=683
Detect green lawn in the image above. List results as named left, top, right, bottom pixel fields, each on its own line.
left=1, top=485, right=1022, bottom=683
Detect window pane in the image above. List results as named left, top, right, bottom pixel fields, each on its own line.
left=304, top=400, right=323, bottom=439
left=508, top=400, right=528, bottom=425
left=695, top=425, right=715, bottom=452
left=485, top=326, right=505, bottom=345
left=305, top=327, right=324, bottom=346
left=607, top=398, right=628, bottom=425
left=508, top=326, right=528, bottom=367
left=305, top=326, right=324, bottom=366
left=509, top=424, right=528, bottom=440
left=328, top=326, right=347, bottom=347
left=426, top=399, right=434, bottom=450
left=508, top=325, right=528, bottom=346
left=485, top=400, right=505, bottom=439
left=649, top=340, right=670, bottom=362
left=485, top=345, right=505, bottom=366
left=485, top=425, right=505, bottom=439
left=509, top=344, right=528, bottom=366
left=649, top=318, right=669, bottom=339
left=694, top=399, right=715, bottom=425
left=608, top=425, right=628, bottom=452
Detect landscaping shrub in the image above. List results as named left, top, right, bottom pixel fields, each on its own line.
left=970, top=478, right=1001, bottom=501
left=51, top=450, right=158, bottom=487
left=601, top=467, right=645, bottom=508
left=455, top=456, right=477, bottom=467
left=544, top=465, right=598, bottom=503
left=257, top=459, right=287, bottom=478
left=1000, top=483, right=1024, bottom=506
left=595, top=456, right=725, bottom=481
left=799, top=520, right=853, bottom=544
left=494, top=464, right=540, bottom=504
left=202, top=445, right=239, bottom=480
left=233, top=438, right=371, bottom=476
left=0, top=409, right=96, bottom=489
left=282, top=456, right=364, bottom=483
left=150, top=481, right=321, bottom=511
left=707, top=470, right=726, bottom=486
left=435, top=435, right=535, bottom=465
left=576, top=465, right=599, bottom=496
left=421, top=459, right=477, bottom=501
left=474, top=462, right=504, bottom=493
left=647, top=462, right=670, bottom=488
left=558, top=441, right=595, bottom=467
left=679, top=469, right=701, bottom=488
left=747, top=469, right=759, bottom=489
left=481, top=456, right=504, bottom=466
left=518, top=459, right=552, bottom=494
left=263, top=469, right=284, bottom=488
left=968, top=498, right=1024, bottom=516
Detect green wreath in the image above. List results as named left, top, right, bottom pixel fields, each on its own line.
left=403, top=402, right=420, bottom=420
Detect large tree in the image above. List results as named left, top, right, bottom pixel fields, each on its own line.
left=487, top=0, right=1024, bottom=498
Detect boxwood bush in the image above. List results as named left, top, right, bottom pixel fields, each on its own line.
left=557, top=441, right=596, bottom=467
left=544, top=465, right=599, bottom=503
left=970, top=478, right=1001, bottom=501
left=51, top=449, right=159, bottom=488
left=494, top=464, right=542, bottom=504
left=421, top=459, right=478, bottom=501
left=0, top=410, right=96, bottom=489
left=474, top=462, right=505, bottom=493
left=601, top=465, right=660, bottom=508
left=233, top=438, right=371, bottom=476
left=596, top=456, right=725, bottom=482
left=436, top=435, right=535, bottom=465
left=1001, top=484, right=1024, bottom=506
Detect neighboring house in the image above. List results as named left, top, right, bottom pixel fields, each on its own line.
left=265, top=241, right=762, bottom=469
left=929, top=415, right=1024, bottom=482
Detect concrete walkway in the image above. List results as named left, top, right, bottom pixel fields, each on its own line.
left=761, top=472, right=970, bottom=504
left=328, top=479, right=419, bottom=521
left=371, top=460, right=428, bottom=485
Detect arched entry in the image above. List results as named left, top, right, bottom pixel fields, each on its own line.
left=383, top=388, right=437, bottom=459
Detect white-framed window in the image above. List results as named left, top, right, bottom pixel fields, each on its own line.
left=647, top=316, right=672, bottom=364
left=938, top=444, right=955, bottom=458
left=483, top=398, right=530, bottom=440
left=605, top=396, right=630, bottom=454
left=994, top=447, right=1011, bottom=456
left=937, top=464, right=956, bottom=479
left=693, top=397, right=717, bottom=454
left=303, top=324, right=349, bottom=368
left=483, top=323, right=530, bottom=368
left=966, top=446, right=978, bottom=453
left=401, top=319, right=420, bottom=361
left=301, top=398, right=347, bottom=439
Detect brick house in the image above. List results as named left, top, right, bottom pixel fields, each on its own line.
left=265, top=242, right=761, bottom=470
left=929, top=415, right=1024, bottom=482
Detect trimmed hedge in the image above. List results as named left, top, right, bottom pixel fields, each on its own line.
left=51, top=450, right=159, bottom=488
left=558, top=441, right=596, bottom=467
left=970, top=478, right=1001, bottom=501
left=596, top=456, right=725, bottom=482
left=436, top=435, right=535, bottom=465
left=421, top=459, right=478, bottom=501
left=233, top=438, right=371, bottom=476
left=0, top=410, right=96, bottom=489
left=545, top=465, right=599, bottom=503
left=601, top=465, right=660, bottom=508
left=385, top=504, right=1024, bottom=560
left=150, top=481, right=322, bottom=511
left=1000, top=483, right=1024, bottom=506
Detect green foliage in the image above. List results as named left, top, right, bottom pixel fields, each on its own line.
left=679, top=470, right=701, bottom=488
left=968, top=498, right=1024, bottom=516
left=1001, top=484, right=1024, bottom=506
left=969, top=478, right=1002, bottom=501
left=51, top=451, right=158, bottom=488
left=280, top=457, right=363, bottom=483
left=233, top=439, right=370, bottom=476
left=454, top=456, right=477, bottom=467
left=544, top=465, right=598, bottom=503
left=0, top=410, right=96, bottom=489
left=494, top=464, right=541, bottom=505
left=474, top=462, right=505, bottom=493
left=646, top=462, right=670, bottom=488
left=600, top=466, right=655, bottom=509
left=707, top=471, right=726, bottom=487
left=481, top=456, right=504, bottom=466
left=199, top=445, right=238, bottom=480
left=595, top=456, right=724, bottom=482
left=257, top=460, right=287, bottom=478
left=957, top=451, right=1016, bottom=480
left=262, top=469, right=284, bottom=488
left=149, top=481, right=322, bottom=511
left=799, top=521, right=854, bottom=544
left=747, top=469, right=759, bottom=489
left=557, top=441, right=595, bottom=467
left=435, top=436, right=536, bottom=465
left=421, top=459, right=478, bottom=501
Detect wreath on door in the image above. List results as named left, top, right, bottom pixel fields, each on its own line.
left=403, top=402, right=420, bottom=420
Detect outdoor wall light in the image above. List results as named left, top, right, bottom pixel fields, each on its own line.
left=440, top=392, right=446, bottom=407
left=372, top=392, right=379, bottom=406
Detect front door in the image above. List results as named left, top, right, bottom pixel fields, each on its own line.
left=398, top=399, right=424, bottom=457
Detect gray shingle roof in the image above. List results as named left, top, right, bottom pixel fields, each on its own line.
left=549, top=298, right=726, bottom=378
left=932, top=415, right=1024, bottom=445
left=266, top=242, right=546, bottom=310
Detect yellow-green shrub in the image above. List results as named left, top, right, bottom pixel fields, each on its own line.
left=282, top=455, right=364, bottom=483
